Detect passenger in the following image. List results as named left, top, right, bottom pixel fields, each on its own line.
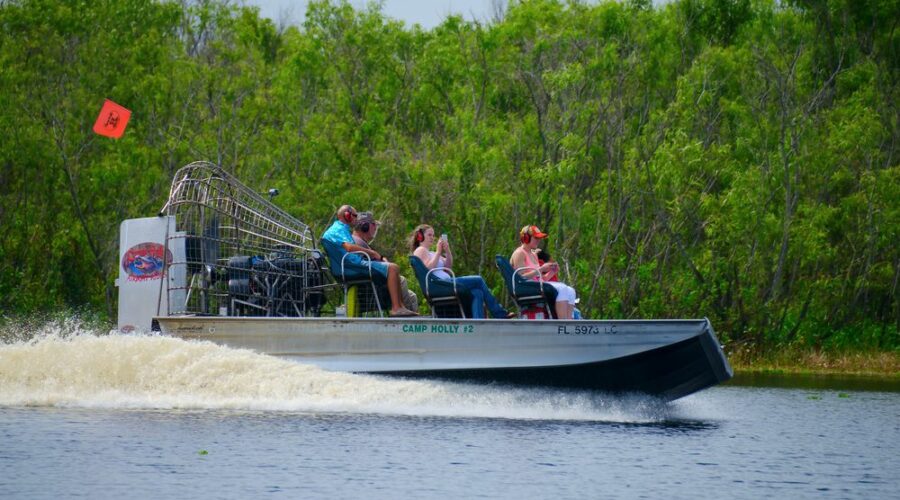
left=536, top=248, right=582, bottom=318
left=510, top=225, right=578, bottom=319
left=352, top=211, right=419, bottom=313
left=535, top=249, right=559, bottom=282
left=323, top=205, right=417, bottom=317
left=410, top=224, right=514, bottom=319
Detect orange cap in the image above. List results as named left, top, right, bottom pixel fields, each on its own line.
left=520, top=225, right=548, bottom=239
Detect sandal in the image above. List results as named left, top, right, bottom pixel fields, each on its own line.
left=390, top=308, right=419, bottom=317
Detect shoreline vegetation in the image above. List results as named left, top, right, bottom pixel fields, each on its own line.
left=730, top=349, right=899, bottom=378
left=1, top=0, right=897, bottom=358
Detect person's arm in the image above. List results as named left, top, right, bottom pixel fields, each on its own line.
left=342, top=242, right=382, bottom=261
left=368, top=244, right=390, bottom=263
left=511, top=249, right=553, bottom=279
left=537, top=261, right=557, bottom=279
left=441, top=239, right=453, bottom=269
left=543, top=260, right=559, bottom=280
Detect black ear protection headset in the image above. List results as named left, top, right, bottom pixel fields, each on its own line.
left=360, top=222, right=370, bottom=233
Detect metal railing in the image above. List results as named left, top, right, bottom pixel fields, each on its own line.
left=160, top=161, right=329, bottom=317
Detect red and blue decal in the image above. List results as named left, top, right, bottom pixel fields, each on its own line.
left=122, top=242, right=171, bottom=281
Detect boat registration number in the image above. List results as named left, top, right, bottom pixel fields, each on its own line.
left=558, top=324, right=617, bottom=335
left=401, top=323, right=475, bottom=334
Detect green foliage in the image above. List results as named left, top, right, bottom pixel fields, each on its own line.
left=0, top=0, right=897, bottom=353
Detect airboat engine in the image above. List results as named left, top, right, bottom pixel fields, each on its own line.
left=116, top=162, right=326, bottom=333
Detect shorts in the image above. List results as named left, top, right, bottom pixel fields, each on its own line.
left=369, top=260, right=390, bottom=280
left=547, top=281, right=577, bottom=304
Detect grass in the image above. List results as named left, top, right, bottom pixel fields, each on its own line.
left=728, top=347, right=900, bottom=377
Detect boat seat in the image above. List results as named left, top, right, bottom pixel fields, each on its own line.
left=408, top=255, right=470, bottom=318
left=495, top=255, right=558, bottom=319
left=320, top=238, right=390, bottom=317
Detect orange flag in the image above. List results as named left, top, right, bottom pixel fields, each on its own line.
left=92, top=99, right=131, bottom=139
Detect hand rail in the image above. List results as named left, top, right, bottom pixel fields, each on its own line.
left=512, top=266, right=543, bottom=296
left=425, top=267, right=458, bottom=299
left=340, top=250, right=374, bottom=280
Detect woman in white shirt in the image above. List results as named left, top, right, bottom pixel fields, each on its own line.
left=409, top=224, right=513, bottom=319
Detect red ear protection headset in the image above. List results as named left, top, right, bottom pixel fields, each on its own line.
left=520, top=226, right=532, bottom=244
left=342, top=208, right=356, bottom=224
left=415, top=228, right=425, bottom=243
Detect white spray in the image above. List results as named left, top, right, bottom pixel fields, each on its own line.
left=0, top=319, right=671, bottom=422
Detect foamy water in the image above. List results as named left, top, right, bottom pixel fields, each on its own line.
left=0, top=319, right=668, bottom=422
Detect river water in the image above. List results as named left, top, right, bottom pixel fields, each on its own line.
left=1, top=322, right=897, bottom=499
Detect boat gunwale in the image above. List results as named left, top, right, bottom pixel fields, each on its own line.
left=155, top=315, right=713, bottom=326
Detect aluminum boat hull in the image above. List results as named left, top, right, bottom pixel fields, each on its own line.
left=157, top=317, right=732, bottom=401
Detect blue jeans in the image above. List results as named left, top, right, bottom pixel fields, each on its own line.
left=453, top=276, right=508, bottom=319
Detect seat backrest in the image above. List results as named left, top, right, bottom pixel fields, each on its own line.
left=495, top=255, right=515, bottom=290
left=319, top=238, right=347, bottom=278
left=408, top=255, right=430, bottom=294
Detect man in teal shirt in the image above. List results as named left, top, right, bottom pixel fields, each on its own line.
left=322, top=205, right=416, bottom=316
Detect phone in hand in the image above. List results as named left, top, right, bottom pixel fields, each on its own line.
left=441, top=233, right=448, bottom=242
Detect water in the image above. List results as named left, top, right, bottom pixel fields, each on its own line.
left=1, top=321, right=898, bottom=499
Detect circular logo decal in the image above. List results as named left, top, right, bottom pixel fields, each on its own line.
left=122, top=242, right=172, bottom=281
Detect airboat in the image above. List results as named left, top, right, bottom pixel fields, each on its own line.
left=116, top=162, right=732, bottom=401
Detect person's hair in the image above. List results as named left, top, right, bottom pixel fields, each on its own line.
left=408, top=224, right=432, bottom=253
left=536, top=249, right=551, bottom=262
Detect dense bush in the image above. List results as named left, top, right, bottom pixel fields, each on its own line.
left=1, top=0, right=897, bottom=351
